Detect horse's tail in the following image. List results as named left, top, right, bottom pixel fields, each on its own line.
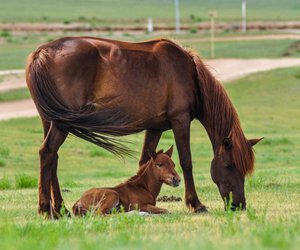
left=26, top=48, right=140, bottom=157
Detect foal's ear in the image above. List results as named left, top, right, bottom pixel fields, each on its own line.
left=165, top=145, right=174, bottom=157
left=248, top=137, right=264, bottom=147
left=222, top=138, right=232, bottom=150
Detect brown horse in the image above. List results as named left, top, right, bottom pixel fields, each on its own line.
left=26, top=36, right=262, bottom=217
left=73, top=146, right=180, bottom=216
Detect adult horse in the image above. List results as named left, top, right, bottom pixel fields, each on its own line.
left=26, top=37, right=262, bottom=217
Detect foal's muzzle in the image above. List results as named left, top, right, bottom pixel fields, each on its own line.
left=171, top=176, right=181, bottom=187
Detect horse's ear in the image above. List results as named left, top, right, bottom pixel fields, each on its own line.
left=222, top=137, right=232, bottom=150
left=248, top=137, right=264, bottom=147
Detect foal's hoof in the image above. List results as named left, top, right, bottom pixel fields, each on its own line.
left=194, top=205, right=208, bottom=213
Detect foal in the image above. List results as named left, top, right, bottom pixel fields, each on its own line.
left=73, top=146, right=180, bottom=216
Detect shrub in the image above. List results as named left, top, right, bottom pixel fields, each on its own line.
left=15, top=174, right=37, bottom=189
left=190, top=27, right=197, bottom=34
left=0, top=158, right=6, bottom=167
left=0, top=30, right=11, bottom=37
left=0, top=176, right=11, bottom=190
left=0, top=146, right=10, bottom=157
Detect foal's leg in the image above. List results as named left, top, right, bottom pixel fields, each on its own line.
left=39, top=121, right=67, bottom=218
left=139, top=130, right=162, bottom=166
left=171, top=116, right=207, bottom=213
left=140, top=204, right=169, bottom=214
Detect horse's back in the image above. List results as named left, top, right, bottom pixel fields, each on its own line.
left=28, top=37, right=199, bottom=125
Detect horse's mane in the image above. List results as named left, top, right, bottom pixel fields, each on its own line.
left=186, top=49, right=255, bottom=175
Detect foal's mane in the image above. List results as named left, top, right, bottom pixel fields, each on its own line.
left=125, top=162, right=150, bottom=183
left=186, top=49, right=255, bottom=175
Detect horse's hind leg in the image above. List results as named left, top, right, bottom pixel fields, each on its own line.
left=41, top=119, right=68, bottom=214
left=39, top=120, right=67, bottom=218
left=139, top=130, right=162, bottom=166
left=92, top=190, right=120, bottom=215
left=171, top=116, right=207, bottom=213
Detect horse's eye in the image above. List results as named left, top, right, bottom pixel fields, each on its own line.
left=156, top=164, right=163, bottom=168
left=226, top=165, right=235, bottom=171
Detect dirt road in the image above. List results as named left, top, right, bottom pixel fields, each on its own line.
left=1, top=58, right=300, bottom=120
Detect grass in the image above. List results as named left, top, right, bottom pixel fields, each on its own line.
left=0, top=0, right=299, bottom=23
left=186, top=39, right=300, bottom=58
left=0, top=67, right=299, bottom=249
left=0, top=88, right=31, bottom=102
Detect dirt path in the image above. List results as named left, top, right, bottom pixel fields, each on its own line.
left=1, top=58, right=300, bottom=120
left=180, top=34, right=300, bottom=43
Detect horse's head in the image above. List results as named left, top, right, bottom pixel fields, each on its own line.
left=151, top=145, right=181, bottom=187
left=210, top=137, right=263, bottom=211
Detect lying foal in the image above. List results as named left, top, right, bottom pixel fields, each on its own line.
left=73, top=146, right=180, bottom=215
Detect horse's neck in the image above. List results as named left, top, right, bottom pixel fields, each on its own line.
left=134, top=163, right=162, bottom=199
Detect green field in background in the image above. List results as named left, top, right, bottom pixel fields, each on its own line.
left=0, top=67, right=299, bottom=249
left=0, top=0, right=299, bottom=23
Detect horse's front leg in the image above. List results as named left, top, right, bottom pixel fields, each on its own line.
left=39, top=121, right=67, bottom=218
left=139, top=130, right=162, bottom=166
left=171, top=116, right=207, bottom=213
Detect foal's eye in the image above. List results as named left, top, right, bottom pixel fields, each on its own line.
left=156, top=164, right=163, bottom=168
left=226, top=165, right=235, bottom=171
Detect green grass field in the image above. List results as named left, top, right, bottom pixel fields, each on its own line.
left=0, top=0, right=300, bottom=23
left=0, top=67, right=299, bottom=249
left=0, top=31, right=299, bottom=70
left=0, top=88, right=30, bottom=102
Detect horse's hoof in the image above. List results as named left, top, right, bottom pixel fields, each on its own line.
left=195, top=206, right=208, bottom=213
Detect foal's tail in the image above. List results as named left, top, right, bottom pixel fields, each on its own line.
left=26, top=48, right=140, bottom=157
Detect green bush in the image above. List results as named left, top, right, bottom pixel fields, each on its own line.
left=0, top=158, right=6, bottom=167
left=0, top=30, right=11, bottom=37
left=190, top=27, right=197, bottom=34
left=15, top=174, right=37, bottom=189
left=0, top=146, right=10, bottom=157
left=0, top=176, right=11, bottom=189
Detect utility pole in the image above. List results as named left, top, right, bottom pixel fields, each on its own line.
left=209, top=11, right=217, bottom=58
left=242, top=0, right=247, bottom=32
left=174, top=0, right=180, bottom=33
left=148, top=17, right=153, bottom=33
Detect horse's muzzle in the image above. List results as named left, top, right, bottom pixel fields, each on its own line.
left=225, top=201, right=246, bottom=211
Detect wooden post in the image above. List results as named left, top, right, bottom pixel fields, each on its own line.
left=174, top=0, right=180, bottom=33
left=209, top=11, right=217, bottom=58
left=148, top=17, right=153, bottom=33
left=242, top=0, right=247, bottom=32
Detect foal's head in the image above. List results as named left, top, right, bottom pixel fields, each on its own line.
left=150, top=146, right=181, bottom=187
